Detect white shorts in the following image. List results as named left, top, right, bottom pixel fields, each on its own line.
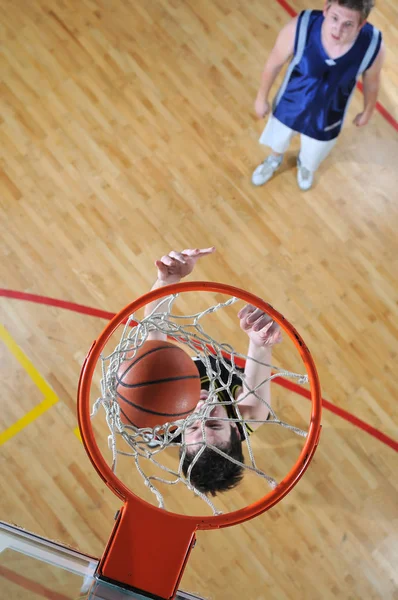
left=259, top=114, right=338, bottom=173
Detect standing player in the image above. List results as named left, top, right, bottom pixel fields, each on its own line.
left=145, top=247, right=282, bottom=496
left=252, top=0, right=385, bottom=190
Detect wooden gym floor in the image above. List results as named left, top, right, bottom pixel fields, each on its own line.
left=0, top=1, right=397, bottom=598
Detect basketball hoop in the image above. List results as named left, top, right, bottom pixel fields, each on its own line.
left=78, top=281, right=322, bottom=599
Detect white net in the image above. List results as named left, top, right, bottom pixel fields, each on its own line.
left=91, top=293, right=309, bottom=515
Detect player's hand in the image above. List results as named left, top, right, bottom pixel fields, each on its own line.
left=353, top=112, right=371, bottom=127
left=155, top=247, right=216, bottom=283
left=238, top=304, right=282, bottom=347
left=254, top=96, right=271, bottom=119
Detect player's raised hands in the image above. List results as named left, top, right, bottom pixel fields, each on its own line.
left=155, top=247, right=216, bottom=283
left=238, top=304, right=282, bottom=347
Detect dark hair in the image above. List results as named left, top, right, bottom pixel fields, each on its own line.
left=180, top=426, right=244, bottom=496
left=328, top=0, right=375, bottom=21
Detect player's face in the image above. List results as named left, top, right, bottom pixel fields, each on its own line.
left=323, top=3, right=364, bottom=46
left=184, top=396, right=237, bottom=451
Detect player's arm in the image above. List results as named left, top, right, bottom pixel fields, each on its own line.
left=255, top=16, right=297, bottom=118
left=234, top=305, right=282, bottom=430
left=354, top=41, right=386, bottom=127
left=145, top=248, right=216, bottom=341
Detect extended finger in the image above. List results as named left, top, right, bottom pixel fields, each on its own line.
left=181, top=247, right=216, bottom=257
left=169, top=250, right=187, bottom=263
left=155, top=259, right=168, bottom=270
left=159, top=255, right=178, bottom=267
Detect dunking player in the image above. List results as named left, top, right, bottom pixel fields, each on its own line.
left=145, top=247, right=282, bottom=495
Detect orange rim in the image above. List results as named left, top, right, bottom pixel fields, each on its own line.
left=77, top=280, right=322, bottom=530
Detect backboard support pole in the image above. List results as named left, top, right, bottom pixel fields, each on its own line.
left=95, top=501, right=198, bottom=600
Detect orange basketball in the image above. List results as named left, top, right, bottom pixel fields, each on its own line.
left=115, top=340, right=201, bottom=428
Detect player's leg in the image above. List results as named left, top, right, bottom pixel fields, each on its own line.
left=252, top=115, right=295, bottom=186
left=297, top=134, right=338, bottom=191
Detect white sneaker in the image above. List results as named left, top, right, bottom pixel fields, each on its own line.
left=297, top=157, right=314, bottom=191
left=252, top=155, right=283, bottom=186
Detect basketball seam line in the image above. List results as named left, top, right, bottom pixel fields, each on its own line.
left=120, top=345, right=185, bottom=374
left=117, top=393, right=196, bottom=417
left=117, top=374, right=199, bottom=388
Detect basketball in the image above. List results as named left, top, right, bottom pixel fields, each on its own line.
left=115, top=340, right=201, bottom=429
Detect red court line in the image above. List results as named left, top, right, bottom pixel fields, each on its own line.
left=275, top=0, right=297, bottom=17
left=276, top=377, right=398, bottom=452
left=0, top=288, right=115, bottom=320
left=0, top=565, right=72, bottom=600
left=275, top=0, right=398, bottom=132
left=1, top=288, right=397, bottom=453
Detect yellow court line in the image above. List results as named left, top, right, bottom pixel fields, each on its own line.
left=0, top=324, right=59, bottom=445
left=73, top=426, right=82, bottom=442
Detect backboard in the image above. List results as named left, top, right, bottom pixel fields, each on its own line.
left=0, top=521, right=206, bottom=600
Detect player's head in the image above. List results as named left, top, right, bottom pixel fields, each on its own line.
left=180, top=403, right=245, bottom=496
left=324, top=1, right=374, bottom=41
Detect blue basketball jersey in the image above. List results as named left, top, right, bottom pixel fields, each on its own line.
left=273, top=10, right=382, bottom=141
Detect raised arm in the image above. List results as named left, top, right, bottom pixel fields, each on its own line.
left=254, top=16, right=298, bottom=118
left=235, top=305, right=282, bottom=430
left=145, top=247, right=216, bottom=341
